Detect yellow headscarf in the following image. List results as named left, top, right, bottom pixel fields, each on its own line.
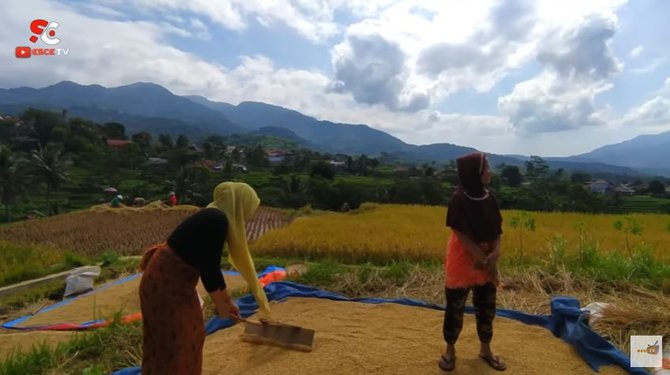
left=207, top=182, right=271, bottom=317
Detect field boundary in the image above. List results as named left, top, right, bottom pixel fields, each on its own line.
left=0, top=270, right=72, bottom=300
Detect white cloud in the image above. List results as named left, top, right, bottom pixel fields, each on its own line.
left=159, top=22, right=195, bottom=38
left=329, top=0, right=534, bottom=111
left=77, top=3, right=126, bottom=18
left=165, top=15, right=186, bottom=24
left=96, top=0, right=342, bottom=42
left=189, top=18, right=212, bottom=40
left=498, top=72, right=610, bottom=133
left=421, top=111, right=511, bottom=136
left=630, top=58, right=666, bottom=74
left=0, top=0, right=229, bottom=91
left=629, top=45, right=643, bottom=58
left=620, top=78, right=670, bottom=128
left=647, top=77, right=670, bottom=98
left=622, top=97, right=670, bottom=127
left=329, top=33, right=430, bottom=112
left=190, top=18, right=207, bottom=31
left=327, top=0, right=627, bottom=114
left=327, top=0, right=398, bottom=18
left=498, top=13, right=622, bottom=133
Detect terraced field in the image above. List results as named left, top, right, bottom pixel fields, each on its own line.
left=0, top=205, right=292, bottom=257
left=615, top=196, right=670, bottom=213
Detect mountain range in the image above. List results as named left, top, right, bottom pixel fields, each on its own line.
left=571, top=133, right=670, bottom=177
left=1, top=81, right=667, bottom=177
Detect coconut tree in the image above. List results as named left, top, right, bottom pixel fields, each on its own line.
left=31, top=143, right=68, bottom=215
left=164, top=164, right=210, bottom=205
left=279, top=174, right=308, bottom=208
left=0, top=146, right=27, bottom=221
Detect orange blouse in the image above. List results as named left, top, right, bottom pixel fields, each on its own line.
left=444, top=231, right=499, bottom=289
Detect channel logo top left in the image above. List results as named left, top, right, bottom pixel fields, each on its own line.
left=15, top=46, right=31, bottom=58
left=15, top=18, right=69, bottom=59
left=29, top=19, right=60, bottom=45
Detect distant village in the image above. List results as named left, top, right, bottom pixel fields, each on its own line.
left=100, top=133, right=670, bottom=197
left=104, top=138, right=346, bottom=172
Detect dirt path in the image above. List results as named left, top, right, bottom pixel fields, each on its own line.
left=202, top=297, right=628, bottom=375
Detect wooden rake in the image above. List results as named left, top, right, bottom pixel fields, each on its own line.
left=236, top=317, right=315, bottom=352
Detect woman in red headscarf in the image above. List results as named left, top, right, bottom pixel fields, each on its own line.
left=168, top=192, right=177, bottom=207
left=439, top=151, right=507, bottom=372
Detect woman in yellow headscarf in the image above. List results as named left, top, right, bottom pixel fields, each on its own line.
left=138, top=182, right=270, bottom=375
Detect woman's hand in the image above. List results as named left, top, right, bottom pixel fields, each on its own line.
left=210, top=288, right=241, bottom=321
left=484, top=239, right=501, bottom=270
left=485, top=251, right=499, bottom=266
left=454, top=231, right=487, bottom=265
left=484, top=249, right=500, bottom=284
left=473, top=255, right=487, bottom=270
left=218, top=299, right=241, bottom=320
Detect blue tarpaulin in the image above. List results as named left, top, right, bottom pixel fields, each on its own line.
left=2, top=273, right=142, bottom=330
left=2, top=266, right=283, bottom=331
left=113, top=281, right=642, bottom=375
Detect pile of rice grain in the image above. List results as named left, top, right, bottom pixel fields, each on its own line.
left=202, top=297, right=629, bottom=375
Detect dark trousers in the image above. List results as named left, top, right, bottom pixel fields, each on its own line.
left=443, top=283, right=497, bottom=345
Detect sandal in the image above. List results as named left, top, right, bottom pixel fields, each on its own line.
left=479, top=354, right=507, bottom=371
left=438, top=354, right=455, bottom=372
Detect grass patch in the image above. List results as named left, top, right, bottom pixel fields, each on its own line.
left=512, top=235, right=670, bottom=289
left=0, top=279, right=65, bottom=314
left=0, top=317, right=142, bottom=375
left=63, top=252, right=88, bottom=269
left=97, top=257, right=139, bottom=281
left=293, top=260, right=347, bottom=287
left=0, top=241, right=118, bottom=289
left=0, top=242, right=68, bottom=287
left=382, top=261, right=413, bottom=285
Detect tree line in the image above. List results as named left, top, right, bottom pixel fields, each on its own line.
left=1, top=108, right=667, bottom=222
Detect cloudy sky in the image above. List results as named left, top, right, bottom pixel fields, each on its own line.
left=2, top=0, right=670, bottom=156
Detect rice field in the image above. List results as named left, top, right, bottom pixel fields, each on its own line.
left=1, top=202, right=667, bottom=279
left=0, top=205, right=292, bottom=257
left=249, top=203, right=670, bottom=263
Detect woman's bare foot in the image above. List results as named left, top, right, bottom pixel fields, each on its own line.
left=439, top=344, right=456, bottom=371
left=479, top=343, right=506, bottom=371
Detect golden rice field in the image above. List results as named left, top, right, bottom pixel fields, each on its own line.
left=0, top=205, right=291, bottom=257
left=1, top=202, right=668, bottom=264
left=250, top=203, right=670, bottom=263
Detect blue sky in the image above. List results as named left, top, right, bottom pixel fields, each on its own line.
left=2, top=0, right=670, bottom=156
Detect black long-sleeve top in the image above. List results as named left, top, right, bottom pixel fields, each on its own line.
left=167, top=208, right=228, bottom=293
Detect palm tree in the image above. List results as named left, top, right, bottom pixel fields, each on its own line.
left=0, top=146, right=27, bottom=222
left=31, top=143, right=68, bottom=215
left=164, top=164, right=209, bottom=205
left=280, top=174, right=308, bottom=208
